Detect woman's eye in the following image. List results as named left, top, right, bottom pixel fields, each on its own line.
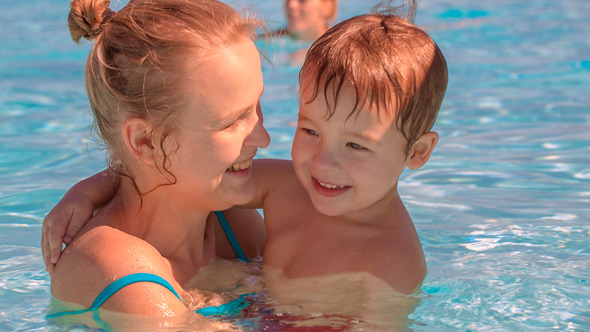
left=347, top=142, right=367, bottom=150
left=223, top=120, right=239, bottom=130
left=223, top=110, right=252, bottom=130
left=302, top=128, right=319, bottom=136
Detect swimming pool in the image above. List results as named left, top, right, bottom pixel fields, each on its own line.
left=1, top=0, right=589, bottom=330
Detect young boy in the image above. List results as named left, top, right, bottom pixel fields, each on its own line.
left=250, top=13, right=447, bottom=295
left=42, top=12, right=447, bottom=297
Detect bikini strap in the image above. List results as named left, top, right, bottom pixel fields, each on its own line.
left=47, top=273, right=181, bottom=319
left=195, top=292, right=254, bottom=317
left=214, top=211, right=249, bottom=262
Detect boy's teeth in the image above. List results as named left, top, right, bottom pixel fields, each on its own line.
left=317, top=180, right=344, bottom=189
left=228, top=160, right=252, bottom=171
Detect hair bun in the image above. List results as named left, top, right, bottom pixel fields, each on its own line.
left=68, top=0, right=115, bottom=43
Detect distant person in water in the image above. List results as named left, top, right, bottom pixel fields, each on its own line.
left=266, top=0, right=338, bottom=66
left=276, top=0, right=338, bottom=42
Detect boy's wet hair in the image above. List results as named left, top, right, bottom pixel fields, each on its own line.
left=300, top=3, right=448, bottom=155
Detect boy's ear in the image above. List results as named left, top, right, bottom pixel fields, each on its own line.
left=121, top=117, right=155, bottom=166
left=406, top=131, right=438, bottom=170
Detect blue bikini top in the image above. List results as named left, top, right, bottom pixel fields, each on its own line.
left=214, top=211, right=248, bottom=262
left=47, top=211, right=251, bottom=319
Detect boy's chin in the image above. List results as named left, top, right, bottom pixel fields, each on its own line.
left=308, top=198, right=347, bottom=217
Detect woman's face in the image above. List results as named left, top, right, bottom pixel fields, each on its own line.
left=164, top=38, right=270, bottom=211
left=285, top=0, right=335, bottom=41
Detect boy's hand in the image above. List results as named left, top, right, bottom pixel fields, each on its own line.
left=41, top=189, right=95, bottom=275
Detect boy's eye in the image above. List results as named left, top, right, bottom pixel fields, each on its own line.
left=347, top=142, right=367, bottom=150
left=302, top=128, right=319, bottom=136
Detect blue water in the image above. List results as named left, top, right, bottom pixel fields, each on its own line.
left=1, top=0, right=589, bottom=330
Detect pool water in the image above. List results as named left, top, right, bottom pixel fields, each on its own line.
left=1, top=0, right=589, bottom=330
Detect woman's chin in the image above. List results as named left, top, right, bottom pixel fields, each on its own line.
left=227, top=178, right=256, bottom=206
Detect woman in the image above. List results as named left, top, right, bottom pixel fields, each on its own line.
left=48, top=0, right=270, bottom=317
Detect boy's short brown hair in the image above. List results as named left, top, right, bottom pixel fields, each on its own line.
left=300, top=14, right=448, bottom=154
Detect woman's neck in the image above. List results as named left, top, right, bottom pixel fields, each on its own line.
left=108, top=179, right=216, bottom=279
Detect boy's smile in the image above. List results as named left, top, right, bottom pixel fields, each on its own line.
left=312, top=177, right=351, bottom=196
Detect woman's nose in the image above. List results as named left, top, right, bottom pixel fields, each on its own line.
left=247, top=105, right=270, bottom=148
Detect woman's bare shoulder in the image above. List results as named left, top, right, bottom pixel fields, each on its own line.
left=56, top=226, right=162, bottom=272
left=50, top=226, right=185, bottom=316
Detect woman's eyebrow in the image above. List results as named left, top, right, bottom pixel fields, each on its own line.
left=227, top=87, right=265, bottom=121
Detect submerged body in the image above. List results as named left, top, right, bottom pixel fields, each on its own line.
left=264, top=266, right=418, bottom=329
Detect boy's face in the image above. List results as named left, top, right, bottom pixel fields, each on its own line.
left=291, top=78, right=409, bottom=219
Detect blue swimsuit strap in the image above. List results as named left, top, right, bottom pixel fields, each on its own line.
left=46, top=273, right=181, bottom=319
left=47, top=213, right=249, bottom=319
left=195, top=293, right=254, bottom=317
left=214, top=211, right=249, bottom=262
left=47, top=272, right=253, bottom=319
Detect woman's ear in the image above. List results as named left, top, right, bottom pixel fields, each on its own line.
left=406, top=131, right=438, bottom=170
left=121, top=117, right=155, bottom=166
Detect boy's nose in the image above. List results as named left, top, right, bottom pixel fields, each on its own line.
left=311, top=144, right=339, bottom=171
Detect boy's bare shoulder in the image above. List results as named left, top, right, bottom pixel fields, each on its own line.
left=51, top=226, right=181, bottom=314
left=253, top=158, right=300, bottom=189
left=253, top=158, right=296, bottom=174
left=371, top=219, right=426, bottom=294
left=252, top=158, right=309, bottom=225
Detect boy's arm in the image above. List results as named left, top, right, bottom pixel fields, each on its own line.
left=239, top=158, right=293, bottom=209
left=41, top=169, right=120, bottom=274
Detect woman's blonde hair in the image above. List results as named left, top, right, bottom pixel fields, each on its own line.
left=68, top=0, right=263, bottom=181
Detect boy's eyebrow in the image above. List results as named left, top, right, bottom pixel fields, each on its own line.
left=297, top=114, right=314, bottom=123
left=298, top=114, right=380, bottom=144
left=344, top=130, right=380, bottom=144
